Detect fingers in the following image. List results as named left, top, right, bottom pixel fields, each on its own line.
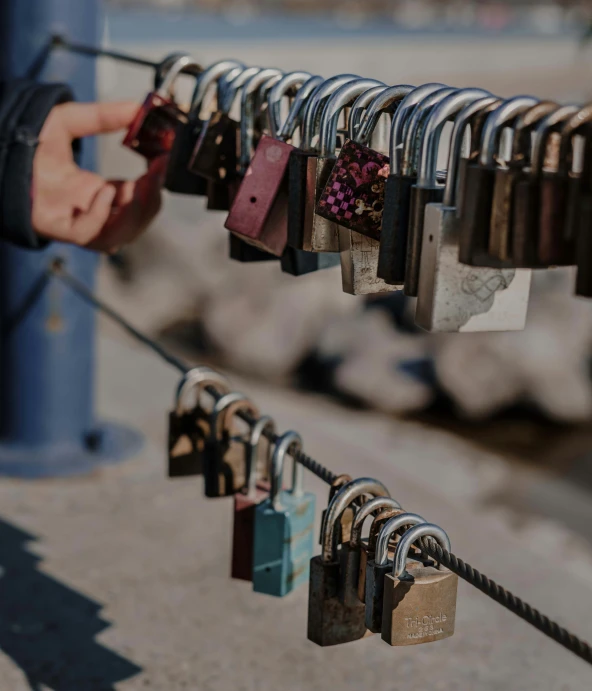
left=55, top=101, right=141, bottom=139
left=70, top=184, right=117, bottom=246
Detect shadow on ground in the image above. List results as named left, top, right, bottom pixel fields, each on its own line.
left=0, top=518, right=141, bottom=691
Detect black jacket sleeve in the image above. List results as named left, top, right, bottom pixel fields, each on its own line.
left=0, top=79, right=73, bottom=249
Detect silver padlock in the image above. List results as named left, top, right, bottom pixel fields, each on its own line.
left=415, top=98, right=533, bottom=332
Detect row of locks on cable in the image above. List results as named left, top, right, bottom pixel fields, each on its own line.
left=169, top=366, right=458, bottom=647
left=122, top=53, right=592, bottom=332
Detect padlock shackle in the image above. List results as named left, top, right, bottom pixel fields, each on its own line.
left=375, top=513, right=426, bottom=566
left=417, top=88, right=492, bottom=188
left=349, top=496, right=403, bottom=549
left=175, top=367, right=230, bottom=416
left=401, top=87, right=457, bottom=177
left=389, top=83, right=446, bottom=173
left=321, top=478, right=390, bottom=563
left=318, top=78, right=385, bottom=157
left=267, top=71, right=313, bottom=140
left=246, top=415, right=275, bottom=499
left=189, top=60, right=244, bottom=118
left=210, top=392, right=253, bottom=442
left=393, top=523, right=451, bottom=579
left=277, top=74, right=324, bottom=142
left=557, top=103, right=592, bottom=175
left=509, top=101, right=559, bottom=165
left=154, top=52, right=202, bottom=92
left=530, top=104, right=581, bottom=175
left=300, top=74, right=359, bottom=152
left=155, top=54, right=203, bottom=100
left=479, top=95, right=539, bottom=167
left=239, top=68, right=284, bottom=173
left=355, top=84, right=415, bottom=146
left=269, top=431, right=303, bottom=510
left=348, top=86, right=389, bottom=144
left=219, top=66, right=262, bottom=114
left=442, top=96, right=501, bottom=208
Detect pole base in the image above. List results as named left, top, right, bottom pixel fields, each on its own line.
left=0, top=422, right=143, bottom=479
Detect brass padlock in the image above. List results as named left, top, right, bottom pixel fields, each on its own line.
left=203, top=392, right=259, bottom=498
left=348, top=496, right=403, bottom=604
left=382, top=523, right=457, bottom=646
left=405, top=87, right=490, bottom=296
left=168, top=367, right=230, bottom=478
left=307, top=477, right=390, bottom=647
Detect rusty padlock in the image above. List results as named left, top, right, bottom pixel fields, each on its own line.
left=511, top=104, right=579, bottom=267
left=168, top=367, right=230, bottom=478
left=538, top=103, right=592, bottom=266
left=226, top=71, right=314, bottom=256
left=382, top=523, right=457, bottom=646
left=164, top=59, right=243, bottom=194
left=203, top=392, right=259, bottom=498
left=487, top=101, right=558, bottom=262
left=231, top=415, right=275, bottom=582
left=458, top=95, right=539, bottom=267
left=307, top=477, right=390, bottom=647
left=123, top=53, right=202, bottom=160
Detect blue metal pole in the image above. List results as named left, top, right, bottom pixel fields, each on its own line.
left=0, top=0, right=142, bottom=477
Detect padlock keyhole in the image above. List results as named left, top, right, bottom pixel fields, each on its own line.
left=250, top=197, right=257, bottom=204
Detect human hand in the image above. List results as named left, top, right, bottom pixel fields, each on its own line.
left=32, top=101, right=165, bottom=252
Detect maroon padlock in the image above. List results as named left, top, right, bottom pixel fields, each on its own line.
left=225, top=72, right=314, bottom=256
left=123, top=54, right=201, bottom=160
left=231, top=416, right=275, bottom=582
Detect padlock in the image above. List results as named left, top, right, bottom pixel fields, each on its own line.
left=307, top=477, right=390, bottom=647
left=415, top=97, right=532, bottom=332
left=252, top=431, right=315, bottom=596
left=287, top=75, right=359, bottom=251
left=318, top=474, right=354, bottom=545
left=487, top=101, right=558, bottom=261
left=123, top=54, right=202, bottom=160
left=203, top=392, right=259, bottom=498
left=303, top=78, right=385, bottom=253
left=226, top=72, right=313, bottom=256
left=511, top=105, right=579, bottom=267
left=231, top=415, right=275, bottom=582
left=280, top=249, right=341, bottom=276
left=317, top=85, right=416, bottom=295
left=404, top=88, right=490, bottom=296
left=364, top=512, right=426, bottom=633
left=164, top=60, right=244, bottom=194
left=168, top=367, right=230, bottom=477
left=458, top=95, right=539, bottom=267
left=538, top=104, right=592, bottom=266
left=187, top=65, right=261, bottom=209
left=229, top=233, right=278, bottom=263
left=381, top=523, right=457, bottom=646
left=376, top=84, right=449, bottom=285
left=349, top=497, right=403, bottom=604
left=575, top=126, right=592, bottom=296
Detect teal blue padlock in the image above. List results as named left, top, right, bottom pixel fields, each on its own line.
left=252, top=431, right=315, bottom=597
